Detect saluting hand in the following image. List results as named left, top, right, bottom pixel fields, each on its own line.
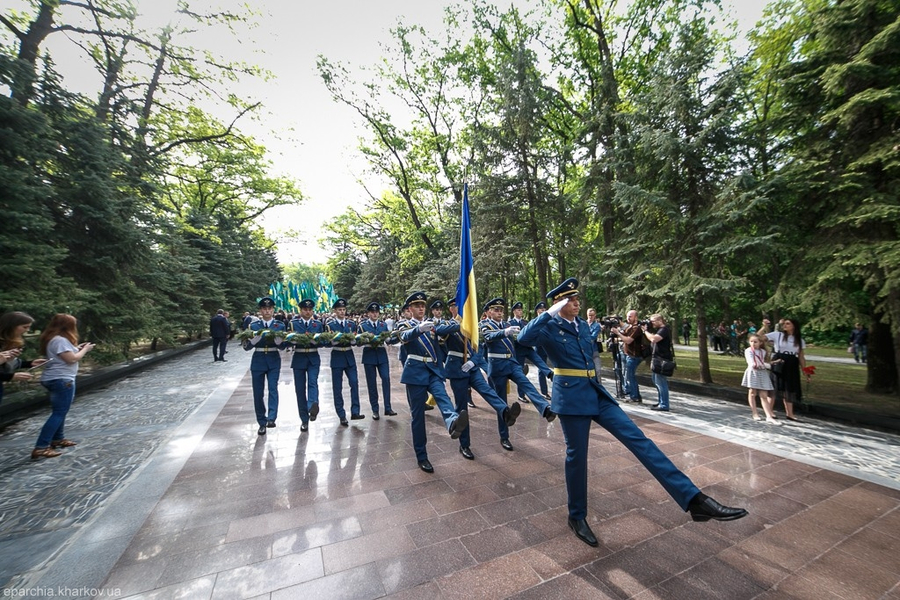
left=547, top=297, right=568, bottom=317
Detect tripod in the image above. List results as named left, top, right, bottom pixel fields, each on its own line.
left=606, top=336, right=625, bottom=398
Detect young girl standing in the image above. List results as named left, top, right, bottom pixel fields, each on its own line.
left=741, top=335, right=779, bottom=424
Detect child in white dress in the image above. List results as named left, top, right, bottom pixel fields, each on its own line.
left=742, top=335, right=779, bottom=424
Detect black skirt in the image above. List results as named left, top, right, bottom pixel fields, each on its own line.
left=773, top=352, right=802, bottom=403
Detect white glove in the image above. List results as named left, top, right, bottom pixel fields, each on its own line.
left=548, top=298, right=568, bottom=317
left=249, top=335, right=262, bottom=345
left=461, top=360, right=475, bottom=372
left=417, top=321, right=434, bottom=333
left=504, top=326, right=520, bottom=336
left=274, top=337, right=283, bottom=345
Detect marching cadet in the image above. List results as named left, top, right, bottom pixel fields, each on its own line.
left=534, top=301, right=552, bottom=399
left=360, top=302, right=397, bottom=420
left=289, top=298, right=323, bottom=432
left=429, top=299, right=445, bottom=321
left=480, top=298, right=556, bottom=442
left=518, top=277, right=747, bottom=548
left=448, top=300, right=475, bottom=408
left=243, top=297, right=287, bottom=435
left=326, top=298, right=364, bottom=426
left=397, top=291, right=468, bottom=473
left=509, top=301, right=553, bottom=404
left=442, top=303, right=522, bottom=459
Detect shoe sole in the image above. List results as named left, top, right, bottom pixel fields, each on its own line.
left=449, top=411, right=469, bottom=439
left=505, top=403, right=522, bottom=426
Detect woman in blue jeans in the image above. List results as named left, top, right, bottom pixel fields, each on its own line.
left=644, top=314, right=672, bottom=412
left=32, top=314, right=95, bottom=460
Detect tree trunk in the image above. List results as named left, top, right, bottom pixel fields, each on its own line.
left=11, top=1, right=57, bottom=105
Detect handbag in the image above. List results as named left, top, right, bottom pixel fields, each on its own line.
left=771, top=355, right=784, bottom=374
left=651, top=356, right=676, bottom=377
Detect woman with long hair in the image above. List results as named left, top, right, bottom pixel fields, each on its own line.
left=0, top=312, right=46, bottom=403
left=32, top=314, right=95, bottom=460
left=761, top=318, right=806, bottom=421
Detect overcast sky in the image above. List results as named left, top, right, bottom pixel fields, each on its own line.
left=10, top=0, right=769, bottom=265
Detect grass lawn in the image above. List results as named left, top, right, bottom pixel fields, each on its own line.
left=670, top=345, right=900, bottom=419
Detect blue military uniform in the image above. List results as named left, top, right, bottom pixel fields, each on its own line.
left=243, top=297, right=287, bottom=434
left=480, top=298, right=553, bottom=419
left=289, top=299, right=324, bottom=430
left=326, top=298, right=363, bottom=425
left=360, top=302, right=396, bottom=419
left=398, top=291, right=468, bottom=472
left=442, top=315, right=520, bottom=456
left=518, top=278, right=724, bottom=546
left=509, top=301, right=553, bottom=401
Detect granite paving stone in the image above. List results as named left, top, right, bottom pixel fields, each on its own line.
left=1, top=345, right=899, bottom=598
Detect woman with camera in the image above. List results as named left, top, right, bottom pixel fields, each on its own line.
left=644, top=314, right=673, bottom=411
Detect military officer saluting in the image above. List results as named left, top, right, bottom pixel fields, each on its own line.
left=243, top=297, right=287, bottom=435
left=480, top=297, right=556, bottom=433
left=518, top=277, right=748, bottom=548
left=289, top=298, right=324, bottom=432
left=442, top=303, right=522, bottom=459
left=326, top=298, right=364, bottom=426
left=360, top=302, right=397, bottom=420
left=397, top=291, right=468, bottom=473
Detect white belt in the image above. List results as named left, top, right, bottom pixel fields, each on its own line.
left=294, top=348, right=318, bottom=353
left=447, top=351, right=465, bottom=358
left=332, top=347, right=353, bottom=351
left=406, top=354, right=435, bottom=363
left=488, top=353, right=511, bottom=359
left=254, top=348, right=279, bottom=353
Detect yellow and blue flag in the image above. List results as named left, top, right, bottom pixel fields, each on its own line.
left=455, top=183, right=478, bottom=351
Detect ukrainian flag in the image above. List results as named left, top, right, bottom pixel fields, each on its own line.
left=455, top=183, right=478, bottom=352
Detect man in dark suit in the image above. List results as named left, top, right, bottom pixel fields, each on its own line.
left=209, top=309, right=231, bottom=362
left=518, top=277, right=748, bottom=547
left=397, top=291, right=468, bottom=473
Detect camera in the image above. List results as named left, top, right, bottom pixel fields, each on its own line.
left=600, top=316, right=620, bottom=328
left=638, top=319, right=652, bottom=328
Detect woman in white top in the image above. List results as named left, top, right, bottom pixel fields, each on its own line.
left=742, top=335, right=779, bottom=424
left=760, top=318, right=806, bottom=421
left=32, top=314, right=95, bottom=459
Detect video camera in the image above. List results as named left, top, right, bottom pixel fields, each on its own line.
left=600, top=316, right=621, bottom=328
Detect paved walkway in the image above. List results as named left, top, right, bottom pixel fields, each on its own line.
left=1, top=346, right=898, bottom=599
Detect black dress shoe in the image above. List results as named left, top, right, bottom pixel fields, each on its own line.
left=449, top=410, right=469, bottom=439
left=568, top=518, right=599, bottom=547
left=257, top=425, right=266, bottom=435
left=467, top=400, right=476, bottom=408
left=300, top=423, right=308, bottom=432
left=500, top=439, right=514, bottom=451
left=340, top=419, right=349, bottom=427
left=544, top=408, right=557, bottom=423
left=309, top=403, right=319, bottom=421
left=372, top=414, right=380, bottom=420
left=385, top=410, right=398, bottom=416
left=351, top=414, right=365, bottom=420
left=504, top=402, right=522, bottom=427
left=418, top=459, right=434, bottom=473
left=459, top=446, right=474, bottom=460
left=688, top=496, right=749, bottom=522
left=266, top=420, right=276, bottom=428
left=651, top=406, right=669, bottom=412
left=424, top=404, right=435, bottom=411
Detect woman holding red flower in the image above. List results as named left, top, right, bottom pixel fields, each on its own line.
left=760, top=318, right=806, bottom=421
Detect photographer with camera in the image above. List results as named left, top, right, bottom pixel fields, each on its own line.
left=610, top=310, right=646, bottom=403
left=644, top=314, right=673, bottom=412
